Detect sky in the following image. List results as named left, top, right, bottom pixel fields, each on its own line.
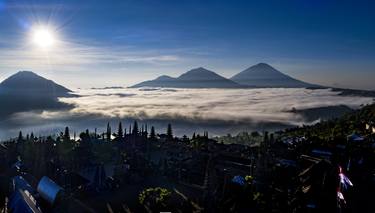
left=0, top=0, right=374, bottom=89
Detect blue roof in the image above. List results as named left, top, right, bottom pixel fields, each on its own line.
left=12, top=176, right=35, bottom=195
left=232, top=175, right=246, bottom=186
left=12, top=161, right=23, bottom=171
left=347, top=133, right=364, bottom=141
left=8, top=189, right=42, bottom=213
left=312, top=149, right=332, bottom=156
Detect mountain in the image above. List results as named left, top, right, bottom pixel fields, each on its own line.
left=132, top=75, right=177, bottom=88
left=0, top=71, right=72, bottom=97
left=230, top=63, right=319, bottom=88
left=0, top=71, right=74, bottom=118
left=132, top=64, right=322, bottom=89
left=131, top=67, right=243, bottom=88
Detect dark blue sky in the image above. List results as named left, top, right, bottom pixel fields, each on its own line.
left=0, top=0, right=374, bottom=89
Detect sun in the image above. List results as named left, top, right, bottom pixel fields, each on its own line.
left=31, top=26, right=56, bottom=49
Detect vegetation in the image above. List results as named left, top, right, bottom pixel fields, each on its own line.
left=167, top=123, right=173, bottom=140
left=283, top=104, right=375, bottom=140
left=139, top=187, right=171, bottom=211
left=214, top=131, right=263, bottom=146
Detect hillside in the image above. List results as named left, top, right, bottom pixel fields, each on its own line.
left=0, top=71, right=74, bottom=118
left=283, top=103, right=375, bottom=140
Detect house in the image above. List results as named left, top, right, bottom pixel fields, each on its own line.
left=294, top=156, right=336, bottom=212
left=37, top=176, right=63, bottom=205
left=347, top=133, right=365, bottom=142
left=78, top=163, right=115, bottom=191
left=8, top=176, right=41, bottom=213
left=311, top=149, right=332, bottom=161
left=8, top=189, right=42, bottom=213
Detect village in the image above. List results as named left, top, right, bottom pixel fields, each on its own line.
left=0, top=106, right=375, bottom=213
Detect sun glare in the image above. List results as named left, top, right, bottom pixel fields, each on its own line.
left=32, top=27, right=56, bottom=49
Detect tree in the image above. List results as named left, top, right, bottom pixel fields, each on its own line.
left=270, top=133, right=274, bottom=144
left=150, top=126, right=156, bottom=141
left=245, top=175, right=253, bottom=184
left=106, top=122, right=111, bottom=141
left=80, top=130, right=90, bottom=142
left=144, top=124, right=148, bottom=137
left=251, top=131, right=260, bottom=138
left=132, top=121, right=139, bottom=136
left=117, top=122, right=123, bottom=139
left=64, top=126, right=70, bottom=141
left=261, top=131, right=269, bottom=153
left=30, top=132, right=34, bottom=141
left=263, top=131, right=269, bottom=147
left=203, top=131, right=208, bottom=138
left=167, top=124, right=173, bottom=140
left=182, top=135, right=189, bottom=142
left=139, top=187, right=171, bottom=211
left=17, top=131, right=23, bottom=143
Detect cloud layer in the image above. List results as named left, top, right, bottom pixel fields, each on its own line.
left=0, top=88, right=373, bottom=139
left=60, top=87, right=373, bottom=125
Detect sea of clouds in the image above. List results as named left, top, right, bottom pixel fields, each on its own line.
left=61, top=87, right=373, bottom=124
left=0, top=88, right=373, bottom=139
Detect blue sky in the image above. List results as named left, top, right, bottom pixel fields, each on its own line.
left=0, top=0, right=374, bottom=89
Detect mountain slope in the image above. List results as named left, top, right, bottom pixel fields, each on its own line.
left=132, top=67, right=243, bottom=88
left=230, top=63, right=319, bottom=88
left=0, top=71, right=74, bottom=118
left=0, top=71, right=72, bottom=97
left=131, top=75, right=178, bottom=88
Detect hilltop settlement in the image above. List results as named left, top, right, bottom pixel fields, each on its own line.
left=0, top=103, right=375, bottom=213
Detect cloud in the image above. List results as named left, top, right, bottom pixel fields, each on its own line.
left=59, top=87, right=372, bottom=125
left=0, top=31, right=181, bottom=79
left=0, top=88, right=373, bottom=139
left=0, top=42, right=180, bottom=70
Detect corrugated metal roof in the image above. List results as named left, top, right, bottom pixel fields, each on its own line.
left=37, top=176, right=63, bottom=205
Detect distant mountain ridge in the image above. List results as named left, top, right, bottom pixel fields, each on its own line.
left=0, top=71, right=74, bottom=118
left=230, top=63, right=319, bottom=88
left=131, top=67, right=243, bottom=88
left=131, top=63, right=320, bottom=88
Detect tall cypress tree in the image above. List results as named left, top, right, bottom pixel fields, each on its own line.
left=106, top=122, right=111, bottom=141
left=150, top=126, right=156, bottom=140
left=167, top=124, right=173, bottom=140
left=132, top=121, right=139, bottom=136
left=118, top=122, right=123, bottom=138
left=145, top=124, right=148, bottom=137
left=263, top=131, right=269, bottom=150
left=64, top=126, right=70, bottom=141
left=18, top=131, right=23, bottom=143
